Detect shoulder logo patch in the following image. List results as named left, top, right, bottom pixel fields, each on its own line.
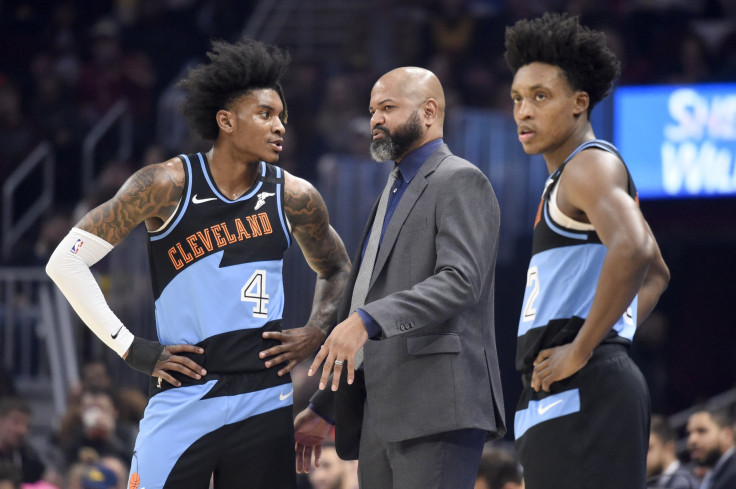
left=255, top=192, right=276, bottom=210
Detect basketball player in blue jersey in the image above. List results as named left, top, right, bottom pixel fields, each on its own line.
left=46, top=39, right=350, bottom=489
left=504, top=13, right=670, bottom=489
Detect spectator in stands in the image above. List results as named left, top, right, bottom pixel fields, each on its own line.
left=58, top=388, right=133, bottom=469
left=67, top=460, right=118, bottom=489
left=0, top=398, right=47, bottom=484
left=686, top=407, right=736, bottom=489
left=76, top=17, right=155, bottom=123
left=63, top=359, right=146, bottom=442
left=98, top=455, right=128, bottom=489
left=0, top=461, right=21, bottom=489
left=647, top=414, right=699, bottom=488
left=0, top=76, right=41, bottom=182
left=307, top=439, right=358, bottom=489
left=475, top=446, right=524, bottom=489
left=0, top=365, right=16, bottom=398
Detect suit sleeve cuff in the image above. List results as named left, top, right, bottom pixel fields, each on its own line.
left=358, top=308, right=381, bottom=338
left=308, top=402, right=335, bottom=426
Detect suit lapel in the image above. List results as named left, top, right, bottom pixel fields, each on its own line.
left=370, top=145, right=451, bottom=286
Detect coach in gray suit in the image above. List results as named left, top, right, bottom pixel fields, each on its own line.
left=294, top=67, right=505, bottom=489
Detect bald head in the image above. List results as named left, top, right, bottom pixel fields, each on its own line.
left=376, top=67, right=446, bottom=122
left=369, top=67, right=445, bottom=161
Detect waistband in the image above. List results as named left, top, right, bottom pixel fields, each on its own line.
left=521, top=343, right=627, bottom=389
left=147, top=322, right=287, bottom=395
left=170, top=321, right=283, bottom=373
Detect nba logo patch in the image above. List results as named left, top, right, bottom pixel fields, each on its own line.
left=70, top=238, right=84, bottom=255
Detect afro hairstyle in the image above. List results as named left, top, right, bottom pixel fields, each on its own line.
left=177, top=38, right=290, bottom=141
left=504, top=12, right=620, bottom=114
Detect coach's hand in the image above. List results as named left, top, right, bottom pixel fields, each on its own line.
left=294, top=407, right=331, bottom=474
left=261, top=325, right=325, bottom=376
left=308, top=312, right=367, bottom=391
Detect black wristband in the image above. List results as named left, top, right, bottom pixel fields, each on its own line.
left=124, top=337, right=165, bottom=375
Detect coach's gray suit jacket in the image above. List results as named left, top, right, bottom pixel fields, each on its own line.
left=311, top=143, right=505, bottom=459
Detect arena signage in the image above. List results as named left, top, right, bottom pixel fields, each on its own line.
left=614, top=83, right=736, bottom=199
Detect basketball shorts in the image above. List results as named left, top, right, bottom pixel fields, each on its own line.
left=127, top=371, right=296, bottom=489
left=514, top=344, right=650, bottom=489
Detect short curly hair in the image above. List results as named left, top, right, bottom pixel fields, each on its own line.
left=504, top=13, right=620, bottom=115
left=177, top=38, right=290, bottom=141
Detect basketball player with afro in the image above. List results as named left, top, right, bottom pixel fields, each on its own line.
left=504, top=13, right=670, bottom=489
left=47, top=38, right=350, bottom=488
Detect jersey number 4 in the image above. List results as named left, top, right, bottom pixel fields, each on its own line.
left=242, top=270, right=269, bottom=318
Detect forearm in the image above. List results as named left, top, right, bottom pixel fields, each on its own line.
left=572, top=244, right=650, bottom=357
left=363, top=264, right=487, bottom=336
left=46, top=228, right=135, bottom=356
left=307, top=265, right=350, bottom=335
left=636, top=249, right=669, bottom=324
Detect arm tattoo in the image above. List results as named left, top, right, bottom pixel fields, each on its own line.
left=285, top=182, right=348, bottom=277
left=285, top=178, right=350, bottom=333
left=76, top=163, right=184, bottom=245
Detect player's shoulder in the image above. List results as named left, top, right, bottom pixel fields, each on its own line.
left=282, top=170, right=327, bottom=219
left=563, top=145, right=627, bottom=189
left=283, top=169, right=316, bottom=197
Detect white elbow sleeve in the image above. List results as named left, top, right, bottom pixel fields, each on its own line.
left=46, top=228, right=135, bottom=357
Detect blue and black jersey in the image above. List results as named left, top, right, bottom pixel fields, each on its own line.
left=515, top=139, right=639, bottom=373
left=147, top=152, right=291, bottom=371
left=130, top=152, right=298, bottom=489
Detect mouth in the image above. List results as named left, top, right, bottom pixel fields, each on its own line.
left=372, top=127, right=387, bottom=141
left=518, top=126, right=535, bottom=143
left=269, top=139, right=283, bottom=152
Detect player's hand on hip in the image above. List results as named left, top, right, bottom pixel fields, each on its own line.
left=260, top=326, right=326, bottom=376
left=294, top=407, right=331, bottom=474
left=531, top=343, right=590, bottom=392
left=153, top=344, right=206, bottom=387
left=308, top=312, right=368, bottom=391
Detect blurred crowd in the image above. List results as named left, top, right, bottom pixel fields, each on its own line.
left=2, top=0, right=736, bottom=247
left=2, top=0, right=736, bottom=488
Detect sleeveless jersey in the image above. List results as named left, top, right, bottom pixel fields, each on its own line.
left=147, top=152, right=291, bottom=367
left=516, top=139, right=639, bottom=373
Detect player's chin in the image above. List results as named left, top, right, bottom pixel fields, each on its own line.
left=520, top=142, right=541, bottom=155
left=262, top=153, right=281, bottom=164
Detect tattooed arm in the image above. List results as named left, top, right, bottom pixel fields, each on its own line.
left=76, top=157, right=186, bottom=242
left=46, top=158, right=206, bottom=384
left=259, top=172, right=351, bottom=376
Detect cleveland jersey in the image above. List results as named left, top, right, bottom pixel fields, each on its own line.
left=147, top=152, right=291, bottom=368
left=516, top=139, right=639, bottom=373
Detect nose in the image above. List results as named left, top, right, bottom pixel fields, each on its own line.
left=370, top=111, right=383, bottom=128
left=515, top=99, right=532, bottom=120
left=274, top=117, right=285, bottom=136
left=686, top=434, right=696, bottom=449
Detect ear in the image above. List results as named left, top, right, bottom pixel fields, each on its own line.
left=573, top=91, right=589, bottom=116
left=423, top=98, right=438, bottom=126
left=216, top=109, right=234, bottom=134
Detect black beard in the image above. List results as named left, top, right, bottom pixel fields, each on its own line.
left=695, top=446, right=723, bottom=468
left=370, top=111, right=422, bottom=162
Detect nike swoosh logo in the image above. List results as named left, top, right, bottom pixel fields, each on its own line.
left=537, top=399, right=563, bottom=415
left=111, top=326, right=123, bottom=339
left=192, top=194, right=217, bottom=204
left=279, top=388, right=293, bottom=401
